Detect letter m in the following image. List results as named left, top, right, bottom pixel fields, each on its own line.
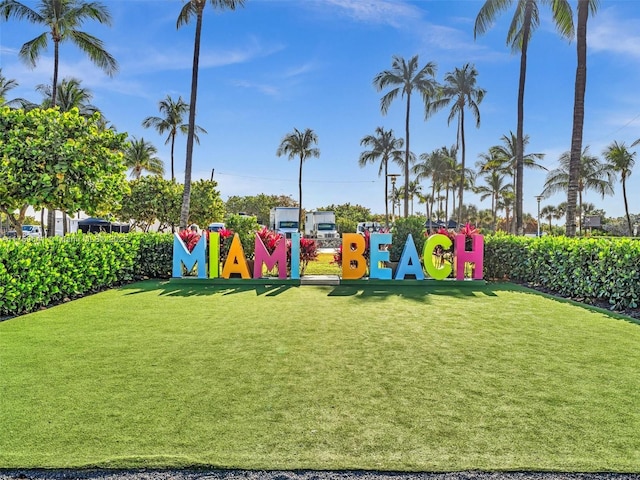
left=172, top=233, right=207, bottom=278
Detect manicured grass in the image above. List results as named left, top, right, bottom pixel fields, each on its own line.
left=1, top=281, right=639, bottom=471
left=305, top=252, right=341, bottom=275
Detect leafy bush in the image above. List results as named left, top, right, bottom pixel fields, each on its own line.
left=484, top=234, right=640, bottom=310
left=225, top=214, right=260, bottom=258
left=0, top=233, right=172, bottom=317
left=390, top=217, right=426, bottom=261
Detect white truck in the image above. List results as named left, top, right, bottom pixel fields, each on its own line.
left=21, top=225, right=43, bottom=238
left=269, top=207, right=300, bottom=238
left=304, top=211, right=339, bottom=239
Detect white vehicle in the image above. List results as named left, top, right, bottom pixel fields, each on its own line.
left=304, top=211, right=339, bottom=238
left=356, top=221, right=383, bottom=235
left=208, top=222, right=225, bottom=233
left=269, top=207, right=299, bottom=238
left=21, top=225, right=43, bottom=238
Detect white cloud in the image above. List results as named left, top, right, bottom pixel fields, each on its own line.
left=589, top=7, right=640, bottom=59
left=318, top=0, right=423, bottom=28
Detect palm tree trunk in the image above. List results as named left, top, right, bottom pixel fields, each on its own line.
left=578, top=190, right=583, bottom=235
left=404, top=93, right=411, bottom=218
left=458, top=109, right=466, bottom=225
left=567, top=0, right=589, bottom=237
left=515, top=2, right=533, bottom=236
left=298, top=155, right=303, bottom=227
left=170, top=132, right=176, bottom=181
left=180, top=6, right=204, bottom=229
left=384, top=159, right=389, bottom=227
left=622, top=177, right=632, bottom=235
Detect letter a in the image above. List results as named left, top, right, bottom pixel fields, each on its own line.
left=221, top=233, right=251, bottom=279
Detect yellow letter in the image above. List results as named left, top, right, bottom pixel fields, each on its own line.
left=221, top=233, right=251, bottom=279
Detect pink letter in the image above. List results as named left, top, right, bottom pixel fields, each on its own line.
left=254, top=234, right=287, bottom=279
left=454, top=234, right=484, bottom=280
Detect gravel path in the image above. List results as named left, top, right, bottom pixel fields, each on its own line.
left=0, top=470, right=639, bottom=480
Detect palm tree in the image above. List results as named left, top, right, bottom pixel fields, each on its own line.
left=373, top=55, right=438, bottom=218
left=0, top=68, right=26, bottom=107
left=2, top=0, right=117, bottom=237
left=407, top=179, right=422, bottom=216
left=142, top=95, right=207, bottom=181
left=1, top=0, right=117, bottom=109
left=478, top=132, right=545, bottom=231
left=566, top=0, right=599, bottom=237
left=603, top=141, right=636, bottom=235
left=429, top=63, right=486, bottom=224
left=124, top=137, right=165, bottom=180
left=358, top=127, right=405, bottom=227
left=474, top=170, right=513, bottom=230
left=540, top=204, right=558, bottom=234
left=276, top=128, right=320, bottom=227
left=475, top=0, right=573, bottom=235
left=35, top=76, right=99, bottom=116
left=177, top=0, right=245, bottom=230
left=542, top=147, right=614, bottom=234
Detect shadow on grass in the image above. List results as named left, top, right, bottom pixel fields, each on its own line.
left=119, top=279, right=296, bottom=298
left=116, top=279, right=640, bottom=325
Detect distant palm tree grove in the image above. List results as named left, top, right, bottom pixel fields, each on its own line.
left=1, top=0, right=638, bottom=238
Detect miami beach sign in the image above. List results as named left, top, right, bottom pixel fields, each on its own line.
left=173, top=232, right=484, bottom=281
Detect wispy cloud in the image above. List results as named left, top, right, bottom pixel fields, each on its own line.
left=122, top=36, right=284, bottom=74
left=590, top=7, right=640, bottom=59
left=317, top=0, right=423, bottom=29
left=231, top=79, right=280, bottom=97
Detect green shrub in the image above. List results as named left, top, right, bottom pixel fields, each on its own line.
left=484, top=234, right=640, bottom=310
left=390, top=217, right=426, bottom=261
left=225, top=214, right=260, bottom=258
left=0, top=233, right=172, bottom=317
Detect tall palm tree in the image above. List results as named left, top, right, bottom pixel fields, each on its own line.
left=478, top=132, right=545, bottom=231
left=177, top=0, right=245, bottom=230
left=1, top=0, right=117, bottom=109
left=566, top=0, right=599, bottom=237
left=603, top=141, right=635, bottom=235
left=474, top=170, right=513, bottom=230
left=276, top=128, right=320, bottom=227
left=430, top=63, right=486, bottom=223
left=35, top=76, right=99, bottom=116
left=475, top=0, right=573, bottom=235
left=358, top=127, right=405, bottom=227
left=124, top=137, right=165, bottom=180
left=542, top=147, right=613, bottom=234
left=373, top=55, right=438, bottom=218
left=142, top=95, right=207, bottom=181
left=540, top=204, right=558, bottom=234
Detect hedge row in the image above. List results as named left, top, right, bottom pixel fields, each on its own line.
left=0, top=233, right=172, bottom=317
left=2, top=233, right=639, bottom=316
left=484, top=234, right=640, bottom=310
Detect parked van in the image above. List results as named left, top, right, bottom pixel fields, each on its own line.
left=21, top=225, right=43, bottom=238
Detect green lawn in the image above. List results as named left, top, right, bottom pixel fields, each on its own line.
left=1, top=280, right=639, bottom=471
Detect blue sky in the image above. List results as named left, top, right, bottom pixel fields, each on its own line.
left=2, top=0, right=640, bottom=220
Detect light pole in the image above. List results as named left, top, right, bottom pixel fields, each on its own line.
left=535, top=195, right=544, bottom=236
left=387, top=173, right=400, bottom=224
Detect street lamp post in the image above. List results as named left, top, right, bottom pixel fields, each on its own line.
left=387, top=174, right=400, bottom=225
left=535, top=195, right=544, bottom=237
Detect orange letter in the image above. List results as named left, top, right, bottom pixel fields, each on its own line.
left=341, top=233, right=367, bottom=280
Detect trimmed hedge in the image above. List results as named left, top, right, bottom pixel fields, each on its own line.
left=0, top=233, right=172, bottom=317
left=3, top=232, right=639, bottom=316
left=485, top=234, right=640, bottom=310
